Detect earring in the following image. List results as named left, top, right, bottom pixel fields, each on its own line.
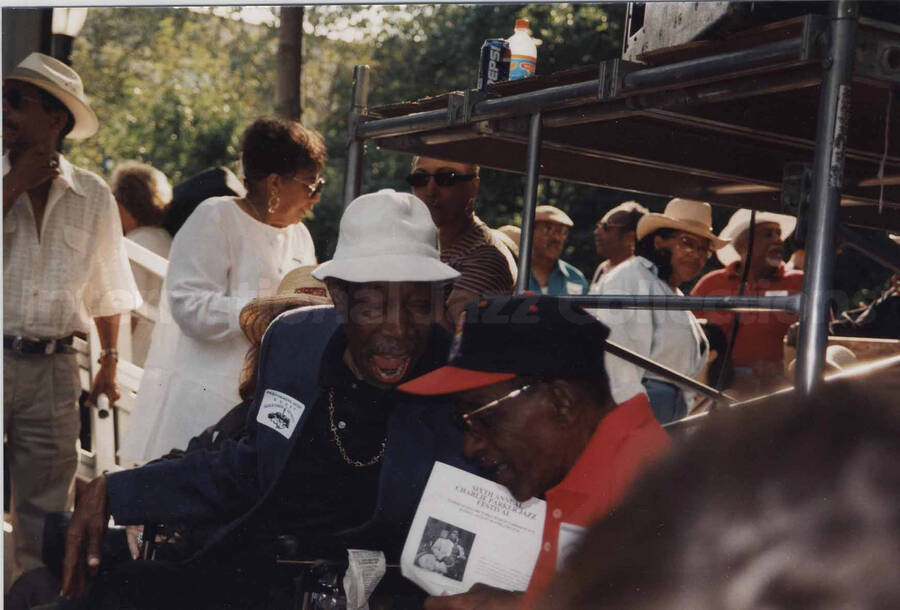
left=267, top=192, right=280, bottom=214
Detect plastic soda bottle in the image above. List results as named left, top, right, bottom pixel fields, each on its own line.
left=508, top=18, right=537, bottom=80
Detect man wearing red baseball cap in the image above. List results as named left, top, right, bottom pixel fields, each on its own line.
left=400, top=295, right=671, bottom=609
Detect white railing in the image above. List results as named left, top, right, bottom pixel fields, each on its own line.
left=77, top=237, right=168, bottom=480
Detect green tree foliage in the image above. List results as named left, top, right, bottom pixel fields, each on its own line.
left=67, top=7, right=277, bottom=184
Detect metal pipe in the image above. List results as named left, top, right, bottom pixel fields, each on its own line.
left=605, top=340, right=734, bottom=403
left=837, top=225, right=900, bottom=274
left=797, top=0, right=859, bottom=396
left=516, top=113, right=542, bottom=294
left=566, top=293, right=801, bottom=313
left=343, top=65, right=370, bottom=208
left=622, top=37, right=805, bottom=90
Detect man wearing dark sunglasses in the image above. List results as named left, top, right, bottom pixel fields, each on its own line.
left=400, top=295, right=670, bottom=609
left=3, top=53, right=141, bottom=583
left=407, top=156, right=516, bottom=328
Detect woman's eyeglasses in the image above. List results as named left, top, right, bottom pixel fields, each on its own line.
left=405, top=170, right=477, bottom=188
left=3, top=90, right=42, bottom=111
left=453, top=384, right=534, bottom=432
left=289, top=175, right=326, bottom=197
left=672, top=235, right=713, bottom=258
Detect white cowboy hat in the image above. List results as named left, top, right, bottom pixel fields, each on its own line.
left=312, top=189, right=460, bottom=283
left=636, top=198, right=728, bottom=249
left=534, top=205, right=574, bottom=227
left=715, top=209, right=797, bottom=267
left=5, top=52, right=98, bottom=139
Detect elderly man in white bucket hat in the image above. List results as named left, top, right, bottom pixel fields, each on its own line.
left=3, top=53, right=141, bottom=581
left=592, top=198, right=726, bottom=424
left=62, top=190, right=481, bottom=607
left=691, top=209, right=803, bottom=392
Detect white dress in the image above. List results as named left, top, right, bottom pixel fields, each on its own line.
left=125, top=226, right=173, bottom=367
left=120, top=197, right=316, bottom=462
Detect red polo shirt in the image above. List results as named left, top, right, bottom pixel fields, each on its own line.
left=521, top=393, right=670, bottom=608
left=690, top=262, right=804, bottom=368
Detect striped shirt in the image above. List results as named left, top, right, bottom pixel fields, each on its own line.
left=441, top=216, right=516, bottom=299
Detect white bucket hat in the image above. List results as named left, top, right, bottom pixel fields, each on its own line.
left=312, top=189, right=460, bottom=283
left=5, top=52, right=98, bottom=139
left=636, top=198, right=728, bottom=249
left=716, top=209, right=797, bottom=267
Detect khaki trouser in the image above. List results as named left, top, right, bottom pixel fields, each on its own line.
left=3, top=350, right=80, bottom=586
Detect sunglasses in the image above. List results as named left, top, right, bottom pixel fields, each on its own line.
left=454, top=383, right=535, bottom=432
left=288, top=175, right=326, bottom=198
left=405, top=170, right=477, bottom=188
left=3, top=89, right=42, bottom=111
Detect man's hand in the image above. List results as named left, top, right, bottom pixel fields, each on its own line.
left=3, top=147, right=58, bottom=212
left=424, top=583, right=522, bottom=610
left=125, top=525, right=144, bottom=560
left=61, top=476, right=110, bottom=598
left=89, top=359, right=120, bottom=406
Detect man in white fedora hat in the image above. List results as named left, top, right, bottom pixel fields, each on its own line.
left=3, top=52, right=141, bottom=582
left=691, top=209, right=802, bottom=391
left=61, top=190, right=481, bottom=607
left=527, top=204, right=590, bottom=295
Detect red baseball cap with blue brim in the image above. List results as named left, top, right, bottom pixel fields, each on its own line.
left=398, top=295, right=610, bottom=396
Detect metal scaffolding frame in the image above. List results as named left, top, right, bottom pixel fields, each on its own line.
left=343, top=1, right=893, bottom=399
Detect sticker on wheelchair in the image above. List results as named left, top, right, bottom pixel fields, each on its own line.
left=256, top=389, right=306, bottom=439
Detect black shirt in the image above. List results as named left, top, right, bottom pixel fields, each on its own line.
left=254, top=324, right=451, bottom=545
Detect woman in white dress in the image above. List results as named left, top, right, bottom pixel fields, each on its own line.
left=592, top=199, right=728, bottom=424
left=121, top=117, right=326, bottom=462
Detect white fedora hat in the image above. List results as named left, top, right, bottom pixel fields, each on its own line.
left=716, top=209, right=797, bottom=267
left=312, top=189, right=460, bottom=283
left=5, top=52, right=98, bottom=139
left=636, top=198, right=728, bottom=249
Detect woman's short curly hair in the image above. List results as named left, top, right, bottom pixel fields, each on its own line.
left=111, top=161, right=172, bottom=227
left=240, top=117, right=327, bottom=183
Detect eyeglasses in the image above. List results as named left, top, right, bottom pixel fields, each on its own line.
left=288, top=175, right=325, bottom=198
left=3, top=89, right=42, bottom=111
left=454, top=383, right=534, bottom=431
left=535, top=223, right=570, bottom=239
left=671, top=235, right=712, bottom=258
left=405, top=170, right=477, bottom=188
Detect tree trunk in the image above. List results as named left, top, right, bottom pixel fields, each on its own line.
left=275, top=7, right=303, bottom=120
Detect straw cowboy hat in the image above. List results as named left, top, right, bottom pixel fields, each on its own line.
left=715, top=209, right=797, bottom=267
left=534, top=205, right=574, bottom=227
left=636, top=198, right=728, bottom=249
left=5, top=52, right=98, bottom=139
left=239, top=265, right=331, bottom=344
left=312, top=189, right=459, bottom=283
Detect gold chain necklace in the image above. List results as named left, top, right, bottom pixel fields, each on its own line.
left=328, top=388, right=386, bottom=468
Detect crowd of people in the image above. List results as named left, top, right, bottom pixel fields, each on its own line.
left=4, top=52, right=899, bottom=610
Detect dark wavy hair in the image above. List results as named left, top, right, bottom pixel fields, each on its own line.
left=240, top=117, right=327, bottom=184
left=635, top=228, right=676, bottom=282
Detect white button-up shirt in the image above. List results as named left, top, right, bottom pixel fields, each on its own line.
left=589, top=256, right=708, bottom=405
left=3, top=154, right=142, bottom=338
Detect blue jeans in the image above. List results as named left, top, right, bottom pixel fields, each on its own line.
left=643, top=378, right=687, bottom=425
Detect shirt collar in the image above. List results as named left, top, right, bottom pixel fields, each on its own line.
left=725, top=260, right=787, bottom=280
left=1, top=152, right=83, bottom=197
left=551, top=394, right=660, bottom=495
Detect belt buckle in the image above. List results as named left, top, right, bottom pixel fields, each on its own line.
left=44, top=339, right=57, bottom=355
left=11, top=336, right=25, bottom=355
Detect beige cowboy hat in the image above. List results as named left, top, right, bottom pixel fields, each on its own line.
left=312, top=189, right=459, bottom=283
left=5, top=52, right=98, bottom=139
left=239, top=265, right=331, bottom=344
left=534, top=205, right=574, bottom=227
left=716, top=209, right=797, bottom=267
left=890, top=233, right=900, bottom=245
left=636, top=198, right=728, bottom=249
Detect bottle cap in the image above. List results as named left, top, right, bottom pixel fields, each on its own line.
left=515, top=18, right=530, bottom=30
